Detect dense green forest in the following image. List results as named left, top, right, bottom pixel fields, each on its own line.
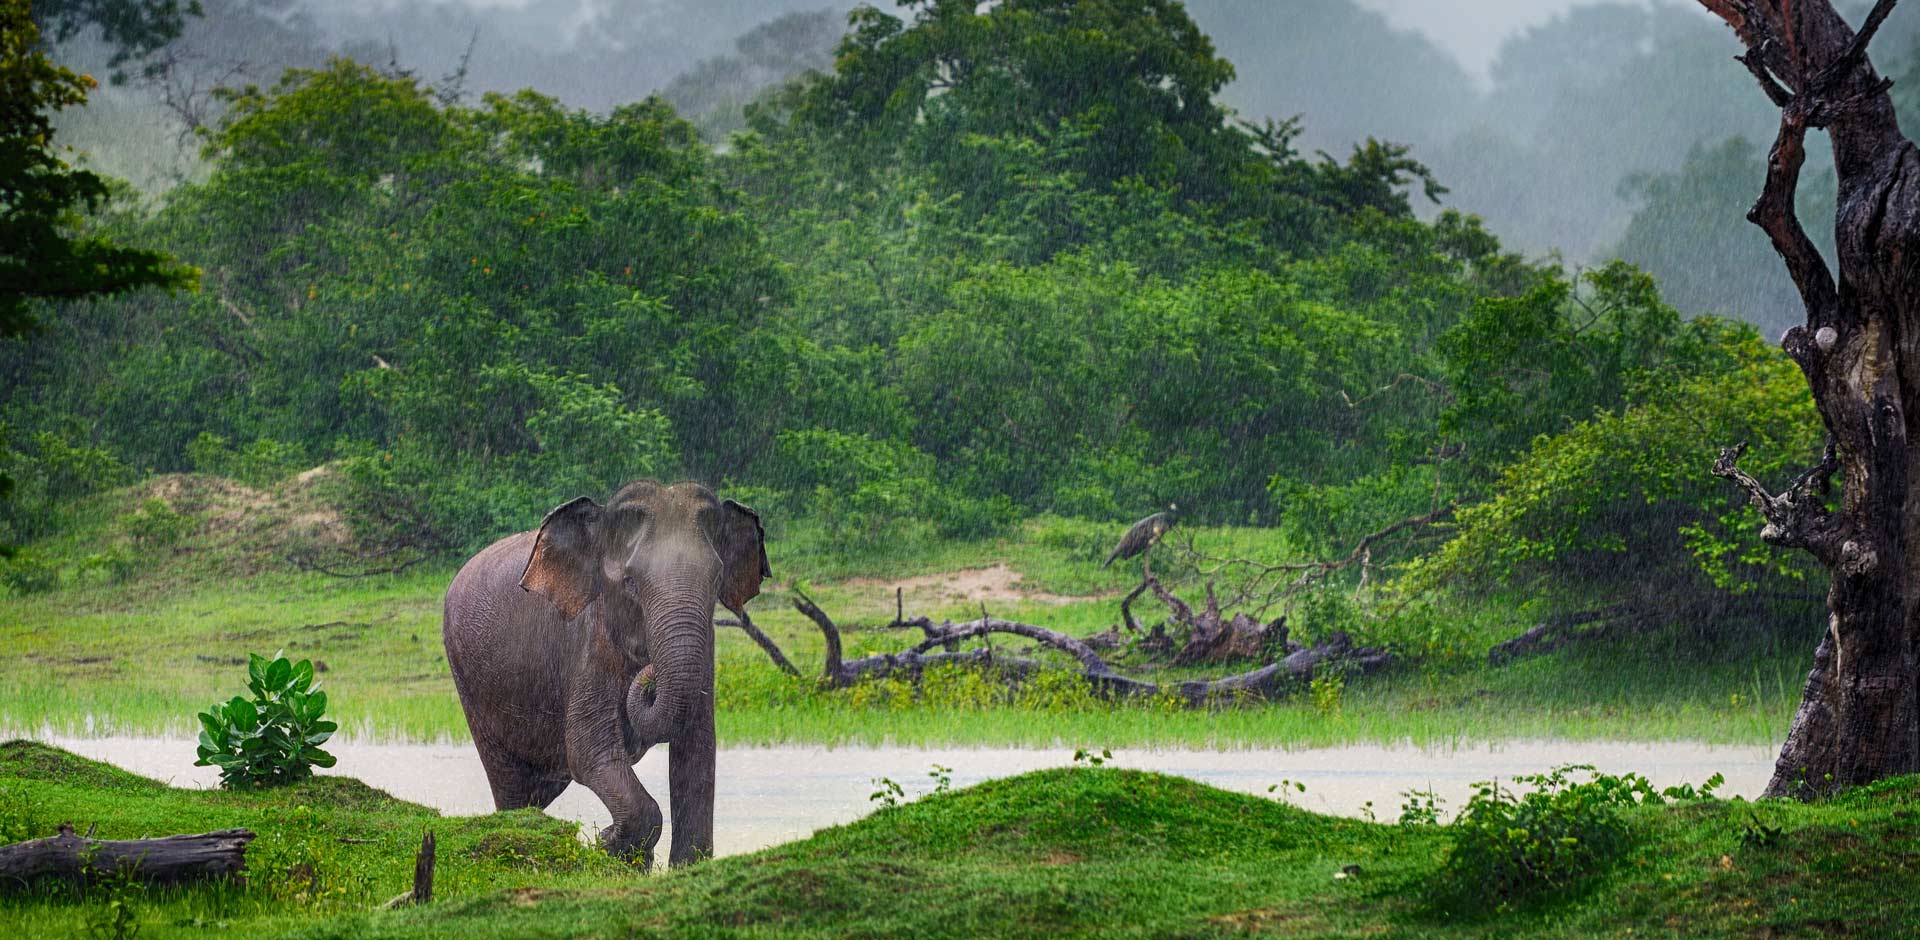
left=1, top=0, right=1834, bottom=640
left=52, top=1, right=1920, bottom=332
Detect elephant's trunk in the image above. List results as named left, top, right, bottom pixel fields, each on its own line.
left=627, top=574, right=716, bottom=748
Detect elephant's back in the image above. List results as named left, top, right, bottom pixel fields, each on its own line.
left=444, top=531, right=540, bottom=639
left=443, top=531, right=576, bottom=714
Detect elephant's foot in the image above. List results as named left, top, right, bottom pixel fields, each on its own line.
left=597, top=813, right=663, bottom=869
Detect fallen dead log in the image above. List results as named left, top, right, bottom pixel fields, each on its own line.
left=778, top=587, right=1393, bottom=706
left=0, top=824, right=253, bottom=891
left=1146, top=577, right=1287, bottom=665
left=789, top=591, right=1040, bottom=685
left=1487, top=606, right=1639, bottom=666
left=1168, top=630, right=1393, bottom=706
left=1486, top=592, right=1825, bottom=667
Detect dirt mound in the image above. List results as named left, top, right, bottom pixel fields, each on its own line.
left=842, top=564, right=1092, bottom=606
left=123, top=467, right=355, bottom=573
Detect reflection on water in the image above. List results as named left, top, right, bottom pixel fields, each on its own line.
left=43, top=736, right=1775, bottom=858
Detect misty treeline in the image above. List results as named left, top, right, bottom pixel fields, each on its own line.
left=2, top=0, right=1830, bottom=637
left=50, top=0, right=1920, bottom=337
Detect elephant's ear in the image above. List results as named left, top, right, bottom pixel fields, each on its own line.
left=520, top=496, right=605, bottom=621
left=716, top=498, right=769, bottom=617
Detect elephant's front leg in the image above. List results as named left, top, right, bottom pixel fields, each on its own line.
left=570, top=669, right=663, bottom=867
left=667, top=704, right=715, bottom=866
left=626, top=665, right=715, bottom=866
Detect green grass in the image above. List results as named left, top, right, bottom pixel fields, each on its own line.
left=0, top=741, right=632, bottom=937
left=0, top=741, right=1912, bottom=938
left=0, top=474, right=1816, bottom=747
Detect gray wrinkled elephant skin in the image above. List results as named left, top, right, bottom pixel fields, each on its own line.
left=442, top=480, right=768, bottom=869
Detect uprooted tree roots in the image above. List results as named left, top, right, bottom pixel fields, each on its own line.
left=725, top=573, right=1394, bottom=708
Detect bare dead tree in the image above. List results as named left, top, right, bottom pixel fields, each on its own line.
left=141, top=43, right=255, bottom=142
left=764, top=585, right=1391, bottom=707
left=434, top=28, right=482, bottom=108
left=721, top=610, right=800, bottom=678
left=1698, top=0, right=1920, bottom=797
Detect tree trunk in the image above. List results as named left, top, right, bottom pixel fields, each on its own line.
left=0, top=824, right=254, bottom=891
left=1700, top=0, right=1920, bottom=797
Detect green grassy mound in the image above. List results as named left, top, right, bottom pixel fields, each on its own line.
left=0, top=741, right=629, bottom=937
left=1, top=742, right=1914, bottom=938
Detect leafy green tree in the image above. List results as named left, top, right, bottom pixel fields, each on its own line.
left=1437, top=261, right=1716, bottom=473
left=30, top=0, right=199, bottom=79
left=1409, top=322, right=1821, bottom=619
left=1, top=0, right=195, bottom=555
left=1, top=0, right=195, bottom=338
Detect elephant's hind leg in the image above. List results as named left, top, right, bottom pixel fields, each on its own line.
left=526, top=775, right=571, bottom=810
left=476, top=741, right=560, bottom=811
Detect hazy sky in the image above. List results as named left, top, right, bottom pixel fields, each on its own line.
left=402, top=0, right=1716, bottom=90
left=1354, top=0, right=1680, bottom=85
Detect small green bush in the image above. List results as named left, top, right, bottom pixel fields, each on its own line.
left=125, top=497, right=197, bottom=547
left=80, top=547, right=137, bottom=585
left=0, top=782, right=46, bottom=842
left=0, top=550, right=59, bottom=595
left=1015, top=667, right=1099, bottom=713
left=194, top=653, right=338, bottom=790
left=249, top=804, right=374, bottom=907
left=1308, top=671, right=1345, bottom=715
left=187, top=433, right=307, bottom=488
left=1431, top=764, right=1720, bottom=912
left=919, top=663, right=1002, bottom=710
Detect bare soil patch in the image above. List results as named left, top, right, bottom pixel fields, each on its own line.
left=841, top=564, right=1097, bottom=606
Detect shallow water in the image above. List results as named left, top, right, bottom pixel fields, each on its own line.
left=42, top=736, right=1775, bottom=857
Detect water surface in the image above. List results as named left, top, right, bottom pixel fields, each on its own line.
left=43, top=736, right=1774, bottom=857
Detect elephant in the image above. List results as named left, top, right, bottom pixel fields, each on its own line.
left=442, top=480, right=768, bottom=868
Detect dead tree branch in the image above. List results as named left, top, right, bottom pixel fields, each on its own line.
left=766, top=584, right=1392, bottom=706
left=0, top=825, right=253, bottom=892
left=721, top=610, right=800, bottom=678
left=1487, top=605, right=1641, bottom=666
left=1712, top=440, right=1845, bottom=563
left=1118, top=579, right=1151, bottom=633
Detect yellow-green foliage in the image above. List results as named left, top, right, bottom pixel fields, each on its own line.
left=1407, top=325, right=1820, bottom=600
left=919, top=664, right=1004, bottom=710
left=1012, top=668, right=1098, bottom=713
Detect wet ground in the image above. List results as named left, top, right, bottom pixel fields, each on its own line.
left=43, top=736, right=1774, bottom=857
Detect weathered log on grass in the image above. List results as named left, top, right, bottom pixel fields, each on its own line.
left=0, top=824, right=253, bottom=891
left=1169, top=630, right=1393, bottom=705
left=778, top=587, right=1392, bottom=706
left=1485, top=593, right=1823, bottom=667
left=1486, top=605, right=1639, bottom=666
left=789, top=591, right=1040, bottom=686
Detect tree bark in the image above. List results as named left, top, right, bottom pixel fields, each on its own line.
left=0, top=824, right=253, bottom=891
left=1700, top=0, right=1920, bottom=797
